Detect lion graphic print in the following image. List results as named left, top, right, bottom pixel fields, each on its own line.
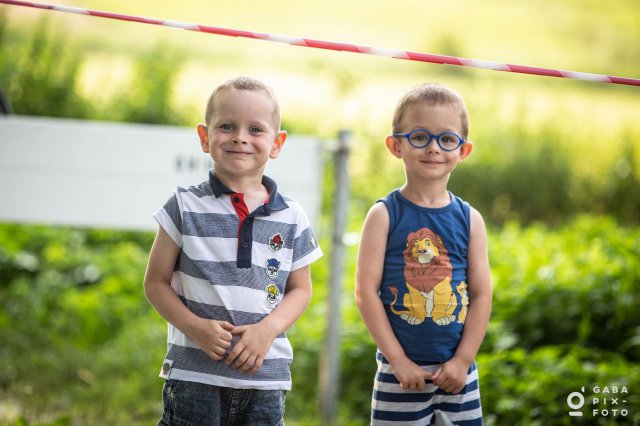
left=389, top=227, right=469, bottom=326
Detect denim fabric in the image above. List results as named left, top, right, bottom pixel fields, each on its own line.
left=158, top=379, right=286, bottom=426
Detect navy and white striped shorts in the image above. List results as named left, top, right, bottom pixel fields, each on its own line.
left=371, top=352, right=483, bottom=426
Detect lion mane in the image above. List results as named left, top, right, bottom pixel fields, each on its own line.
left=403, top=228, right=452, bottom=293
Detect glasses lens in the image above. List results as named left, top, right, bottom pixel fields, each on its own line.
left=438, top=133, right=462, bottom=151
left=409, top=130, right=430, bottom=147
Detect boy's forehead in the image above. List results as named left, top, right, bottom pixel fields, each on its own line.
left=211, top=88, right=277, bottom=123
left=214, top=88, right=270, bottom=108
left=402, top=101, right=463, bottom=127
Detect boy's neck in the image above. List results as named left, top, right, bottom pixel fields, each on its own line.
left=215, top=170, right=265, bottom=194
left=399, top=182, right=451, bottom=208
left=214, top=170, right=269, bottom=212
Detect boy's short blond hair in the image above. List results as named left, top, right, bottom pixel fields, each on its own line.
left=204, top=76, right=281, bottom=130
left=392, top=83, right=469, bottom=139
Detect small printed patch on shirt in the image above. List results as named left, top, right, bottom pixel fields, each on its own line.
left=268, top=233, right=284, bottom=252
left=160, top=359, right=173, bottom=379
left=310, top=235, right=318, bottom=248
left=265, top=283, right=279, bottom=305
left=265, top=258, right=281, bottom=279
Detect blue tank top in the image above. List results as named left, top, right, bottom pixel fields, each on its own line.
left=378, top=189, right=471, bottom=363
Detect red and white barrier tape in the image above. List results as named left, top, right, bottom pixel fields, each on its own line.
left=2, top=0, right=639, bottom=87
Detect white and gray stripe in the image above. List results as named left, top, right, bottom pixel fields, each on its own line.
left=372, top=352, right=483, bottom=425
left=154, top=172, right=322, bottom=390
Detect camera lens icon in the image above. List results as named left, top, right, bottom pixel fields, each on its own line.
left=567, top=389, right=586, bottom=417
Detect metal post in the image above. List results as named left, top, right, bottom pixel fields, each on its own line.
left=319, top=130, right=351, bottom=424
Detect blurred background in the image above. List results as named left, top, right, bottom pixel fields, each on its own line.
left=1, top=0, right=639, bottom=424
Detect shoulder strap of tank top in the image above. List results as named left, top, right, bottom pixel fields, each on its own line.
left=376, top=190, right=399, bottom=238
left=450, top=192, right=471, bottom=236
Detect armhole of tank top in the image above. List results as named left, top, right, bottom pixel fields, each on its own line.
left=377, top=194, right=397, bottom=238
left=463, top=200, right=471, bottom=237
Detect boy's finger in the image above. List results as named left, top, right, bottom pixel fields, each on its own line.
left=431, top=367, right=443, bottom=383
left=239, top=355, right=257, bottom=373
left=209, top=351, right=224, bottom=361
left=230, top=325, right=247, bottom=335
left=249, top=358, right=263, bottom=375
left=225, top=344, right=244, bottom=364
left=213, top=345, right=228, bottom=356
left=218, top=321, right=236, bottom=331
left=232, top=351, right=251, bottom=369
left=208, top=346, right=227, bottom=360
left=218, top=321, right=236, bottom=333
left=218, top=338, right=231, bottom=348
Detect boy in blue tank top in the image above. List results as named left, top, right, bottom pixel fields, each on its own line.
left=355, top=83, right=492, bottom=425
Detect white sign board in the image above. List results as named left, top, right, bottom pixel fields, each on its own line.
left=0, top=115, right=323, bottom=230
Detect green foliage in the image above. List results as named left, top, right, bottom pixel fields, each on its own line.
left=112, top=43, right=187, bottom=125
left=485, top=216, right=640, bottom=361
left=478, top=217, right=640, bottom=425
left=0, top=224, right=160, bottom=425
left=1, top=217, right=638, bottom=424
left=0, top=15, right=187, bottom=126
left=451, top=124, right=575, bottom=224
left=479, top=346, right=639, bottom=425
left=0, top=15, right=91, bottom=119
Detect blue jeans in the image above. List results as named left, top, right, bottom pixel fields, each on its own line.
left=158, top=379, right=286, bottom=426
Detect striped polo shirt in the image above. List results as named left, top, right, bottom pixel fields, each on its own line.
left=153, top=170, right=323, bottom=390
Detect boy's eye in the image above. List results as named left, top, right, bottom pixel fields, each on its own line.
left=250, top=127, right=262, bottom=134
left=410, top=131, right=429, bottom=142
left=220, top=124, right=233, bottom=131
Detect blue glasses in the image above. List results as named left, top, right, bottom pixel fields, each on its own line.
left=393, top=129, right=465, bottom=151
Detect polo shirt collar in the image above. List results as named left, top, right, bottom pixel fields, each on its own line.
left=208, top=170, right=289, bottom=212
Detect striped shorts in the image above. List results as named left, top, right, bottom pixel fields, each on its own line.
left=371, top=352, right=483, bottom=426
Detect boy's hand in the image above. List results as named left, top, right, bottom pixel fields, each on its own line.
left=431, top=357, right=469, bottom=394
left=190, top=319, right=234, bottom=361
left=389, top=356, right=433, bottom=392
left=225, top=322, right=278, bottom=374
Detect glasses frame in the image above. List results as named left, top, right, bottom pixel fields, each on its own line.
left=393, top=129, right=465, bottom=151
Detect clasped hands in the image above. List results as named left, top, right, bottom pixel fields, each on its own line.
left=190, top=318, right=277, bottom=375
left=390, top=356, right=469, bottom=394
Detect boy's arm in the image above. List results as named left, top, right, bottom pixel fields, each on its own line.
left=354, top=203, right=432, bottom=391
left=226, top=264, right=313, bottom=374
left=432, top=207, right=492, bottom=393
left=144, top=226, right=234, bottom=361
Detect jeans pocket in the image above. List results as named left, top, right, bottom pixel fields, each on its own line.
left=161, top=380, right=210, bottom=426
left=164, top=380, right=224, bottom=426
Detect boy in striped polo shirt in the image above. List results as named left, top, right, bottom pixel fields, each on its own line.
left=354, top=83, right=492, bottom=425
left=144, top=76, right=322, bottom=425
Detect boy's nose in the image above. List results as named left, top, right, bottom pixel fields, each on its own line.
left=232, top=129, right=249, bottom=144
left=425, top=139, right=441, bottom=152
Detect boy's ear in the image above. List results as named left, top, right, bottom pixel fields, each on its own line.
left=269, top=130, right=287, bottom=159
left=197, top=124, right=209, bottom=153
left=385, top=135, right=402, bottom=158
left=458, top=141, right=473, bottom=161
